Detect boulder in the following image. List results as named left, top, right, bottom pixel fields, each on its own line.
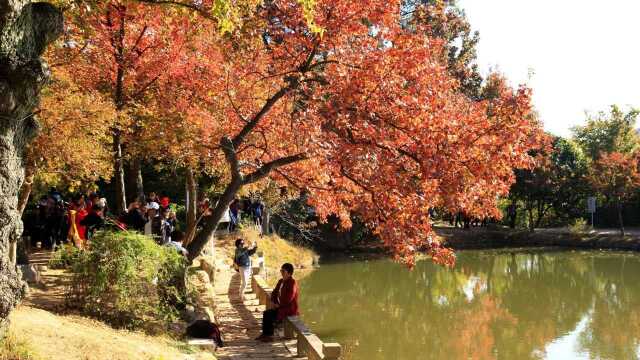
left=18, top=264, right=40, bottom=284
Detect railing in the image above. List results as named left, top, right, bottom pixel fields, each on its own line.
left=251, top=274, right=343, bottom=360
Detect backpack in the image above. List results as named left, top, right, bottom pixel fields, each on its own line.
left=186, top=320, right=224, bottom=348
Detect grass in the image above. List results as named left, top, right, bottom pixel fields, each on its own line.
left=0, top=332, right=40, bottom=360
left=6, top=306, right=216, bottom=360
left=217, top=228, right=317, bottom=286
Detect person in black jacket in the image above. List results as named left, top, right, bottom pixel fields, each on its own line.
left=234, top=238, right=257, bottom=301
left=124, top=201, right=146, bottom=232
left=80, top=203, right=105, bottom=240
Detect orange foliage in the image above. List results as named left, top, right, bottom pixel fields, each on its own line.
left=55, top=0, right=545, bottom=264
left=174, top=0, right=545, bottom=265
left=589, top=151, right=640, bottom=202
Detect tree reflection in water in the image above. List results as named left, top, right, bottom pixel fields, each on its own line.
left=298, top=250, right=640, bottom=360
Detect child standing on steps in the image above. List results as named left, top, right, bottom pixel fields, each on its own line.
left=234, top=238, right=257, bottom=301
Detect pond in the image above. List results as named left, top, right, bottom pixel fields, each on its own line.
left=298, top=249, right=640, bottom=360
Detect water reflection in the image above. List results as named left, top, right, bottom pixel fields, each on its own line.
left=298, top=249, right=640, bottom=360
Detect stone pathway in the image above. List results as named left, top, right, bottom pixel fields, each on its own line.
left=213, top=263, right=301, bottom=359
left=22, top=249, right=73, bottom=312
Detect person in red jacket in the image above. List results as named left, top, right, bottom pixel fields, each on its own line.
left=256, top=263, right=299, bottom=342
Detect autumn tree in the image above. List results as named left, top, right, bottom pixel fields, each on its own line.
left=589, top=152, right=640, bottom=236
left=0, top=0, right=62, bottom=331
left=153, top=0, right=546, bottom=266
left=54, top=0, right=193, bottom=213
left=572, top=105, right=639, bottom=232
left=403, top=0, right=483, bottom=99
left=17, top=68, right=115, bottom=214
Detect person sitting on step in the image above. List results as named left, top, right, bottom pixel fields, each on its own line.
left=255, top=263, right=299, bottom=342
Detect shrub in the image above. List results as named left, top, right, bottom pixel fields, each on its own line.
left=48, top=243, right=80, bottom=269
left=569, top=218, right=590, bottom=235
left=0, top=333, right=39, bottom=360
left=69, top=231, right=188, bottom=331
left=171, top=204, right=186, bottom=232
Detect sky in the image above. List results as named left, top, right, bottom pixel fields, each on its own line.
left=456, top=0, right=640, bottom=136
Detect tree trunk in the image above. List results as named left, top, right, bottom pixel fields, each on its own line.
left=113, top=129, right=126, bottom=214
left=527, top=207, right=535, bottom=232
left=534, top=201, right=549, bottom=229
left=261, top=207, right=270, bottom=235
left=185, top=167, right=198, bottom=244
left=127, top=158, right=144, bottom=203
left=13, top=163, right=34, bottom=264
left=186, top=179, right=241, bottom=261
left=17, top=163, right=35, bottom=215
left=617, top=199, right=625, bottom=236
left=112, top=12, right=127, bottom=214
left=0, top=0, right=62, bottom=333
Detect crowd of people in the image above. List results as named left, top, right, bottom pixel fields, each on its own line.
left=228, top=198, right=265, bottom=233
left=31, top=187, right=296, bottom=343
left=28, top=189, right=188, bottom=256
left=28, top=187, right=270, bottom=258
left=29, top=188, right=109, bottom=250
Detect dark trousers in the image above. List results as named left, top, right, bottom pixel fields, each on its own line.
left=262, top=309, right=278, bottom=336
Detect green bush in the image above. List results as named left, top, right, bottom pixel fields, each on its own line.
left=171, top=204, right=186, bottom=232
left=69, top=231, right=187, bottom=332
left=569, top=218, right=590, bottom=235
left=48, top=243, right=80, bottom=269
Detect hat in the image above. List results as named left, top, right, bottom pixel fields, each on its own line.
left=147, top=202, right=160, bottom=210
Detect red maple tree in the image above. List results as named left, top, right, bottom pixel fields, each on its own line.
left=168, top=0, right=546, bottom=266
left=589, top=151, right=640, bottom=235
left=53, top=0, right=192, bottom=212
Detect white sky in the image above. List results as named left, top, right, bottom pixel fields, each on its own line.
left=457, top=0, right=640, bottom=137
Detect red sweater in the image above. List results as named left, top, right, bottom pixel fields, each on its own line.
left=75, top=208, right=88, bottom=240
left=271, top=278, right=299, bottom=321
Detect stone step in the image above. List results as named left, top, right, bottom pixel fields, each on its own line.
left=211, top=252, right=298, bottom=360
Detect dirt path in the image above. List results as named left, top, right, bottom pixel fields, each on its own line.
left=22, top=249, right=72, bottom=312
left=212, top=261, right=301, bottom=359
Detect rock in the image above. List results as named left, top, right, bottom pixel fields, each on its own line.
left=18, top=264, right=40, bottom=284
left=0, top=0, right=63, bottom=333
left=183, top=305, right=197, bottom=323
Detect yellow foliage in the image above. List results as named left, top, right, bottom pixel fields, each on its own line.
left=30, top=68, right=116, bottom=191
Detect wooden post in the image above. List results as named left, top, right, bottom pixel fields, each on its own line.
left=251, top=275, right=258, bottom=294
left=323, top=343, right=342, bottom=360
left=284, top=318, right=295, bottom=339
left=297, top=333, right=305, bottom=358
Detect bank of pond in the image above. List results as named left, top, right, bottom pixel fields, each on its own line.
left=299, top=248, right=640, bottom=360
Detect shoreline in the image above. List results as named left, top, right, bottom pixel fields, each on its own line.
left=437, top=227, right=640, bottom=252
left=316, top=227, right=640, bottom=262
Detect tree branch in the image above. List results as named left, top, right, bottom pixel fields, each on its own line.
left=242, top=153, right=307, bottom=185
left=137, top=0, right=215, bottom=20
left=231, top=82, right=296, bottom=149
left=220, top=136, right=241, bottom=182
left=130, top=74, right=161, bottom=101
